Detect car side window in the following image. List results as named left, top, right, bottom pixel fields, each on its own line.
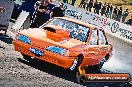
left=99, top=30, right=106, bottom=45
left=89, top=29, right=98, bottom=45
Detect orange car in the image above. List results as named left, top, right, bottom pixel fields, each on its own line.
left=13, top=17, right=113, bottom=77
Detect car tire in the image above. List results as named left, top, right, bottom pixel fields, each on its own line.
left=22, top=54, right=31, bottom=61
left=69, top=54, right=84, bottom=71
left=85, top=54, right=110, bottom=73
left=99, top=54, right=110, bottom=69
left=94, top=54, right=110, bottom=72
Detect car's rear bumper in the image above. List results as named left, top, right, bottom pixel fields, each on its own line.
left=13, top=40, right=75, bottom=68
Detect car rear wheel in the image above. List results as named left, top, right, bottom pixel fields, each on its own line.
left=69, top=54, right=84, bottom=71
left=93, top=54, right=110, bottom=72
left=99, top=54, right=110, bottom=69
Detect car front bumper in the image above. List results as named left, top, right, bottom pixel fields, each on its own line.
left=12, top=40, right=75, bottom=69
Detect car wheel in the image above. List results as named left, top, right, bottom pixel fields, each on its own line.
left=88, top=54, right=110, bottom=73
left=99, top=58, right=106, bottom=69
left=22, top=54, right=31, bottom=61
left=69, top=54, right=83, bottom=71
left=99, top=54, right=110, bottom=69
left=95, top=54, right=110, bottom=72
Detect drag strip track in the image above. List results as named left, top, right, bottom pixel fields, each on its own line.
left=0, top=24, right=132, bottom=87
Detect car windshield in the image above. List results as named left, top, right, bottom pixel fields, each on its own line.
left=42, top=18, right=90, bottom=42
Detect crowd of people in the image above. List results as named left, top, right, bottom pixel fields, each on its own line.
left=60, top=0, right=132, bottom=25
left=30, top=0, right=65, bottom=28
left=30, top=0, right=131, bottom=27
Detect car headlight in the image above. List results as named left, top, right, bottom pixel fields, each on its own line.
left=45, top=46, right=70, bottom=56
left=17, top=34, right=31, bottom=44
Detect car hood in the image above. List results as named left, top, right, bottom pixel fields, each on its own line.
left=19, top=28, right=85, bottom=48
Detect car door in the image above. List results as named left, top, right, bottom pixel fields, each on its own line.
left=85, top=29, right=100, bottom=58
left=98, top=29, right=109, bottom=58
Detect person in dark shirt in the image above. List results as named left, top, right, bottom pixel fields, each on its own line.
left=30, top=0, right=54, bottom=28
left=30, top=0, right=44, bottom=28
left=71, top=0, right=76, bottom=6
left=79, top=0, right=85, bottom=8
left=63, top=0, right=68, bottom=3
left=125, top=16, right=132, bottom=25
left=109, top=4, right=113, bottom=19
left=96, top=2, right=100, bottom=15
left=122, top=8, right=129, bottom=23
left=86, top=0, right=93, bottom=12
left=41, top=0, right=55, bottom=22
left=101, top=2, right=106, bottom=16
left=117, top=7, right=122, bottom=22
left=51, top=3, right=65, bottom=18
left=106, top=3, right=110, bottom=18
left=112, top=6, right=118, bottom=20
left=93, top=0, right=98, bottom=14
left=98, top=1, right=102, bottom=15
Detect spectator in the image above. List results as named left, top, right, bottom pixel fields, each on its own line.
left=101, top=2, right=106, bottom=16
left=83, top=0, right=88, bottom=9
left=79, top=0, right=85, bottom=8
left=63, top=0, right=68, bottom=3
left=30, top=0, right=44, bottom=28
left=122, top=8, right=129, bottom=23
left=93, top=0, right=98, bottom=14
left=71, top=0, right=76, bottom=6
left=31, top=0, right=43, bottom=16
left=125, top=16, right=132, bottom=25
left=34, top=0, right=43, bottom=9
left=98, top=1, right=102, bottom=15
left=86, top=0, right=93, bottom=12
left=109, top=4, right=113, bottom=19
left=50, top=3, right=65, bottom=18
left=112, top=6, right=118, bottom=20
left=30, top=0, right=54, bottom=28
left=117, top=7, right=122, bottom=22
left=106, top=3, right=110, bottom=18
left=96, top=2, right=100, bottom=15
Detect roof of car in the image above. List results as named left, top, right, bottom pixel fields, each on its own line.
left=54, top=17, right=99, bottom=29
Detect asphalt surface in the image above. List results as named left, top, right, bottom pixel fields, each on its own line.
left=0, top=22, right=132, bottom=87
